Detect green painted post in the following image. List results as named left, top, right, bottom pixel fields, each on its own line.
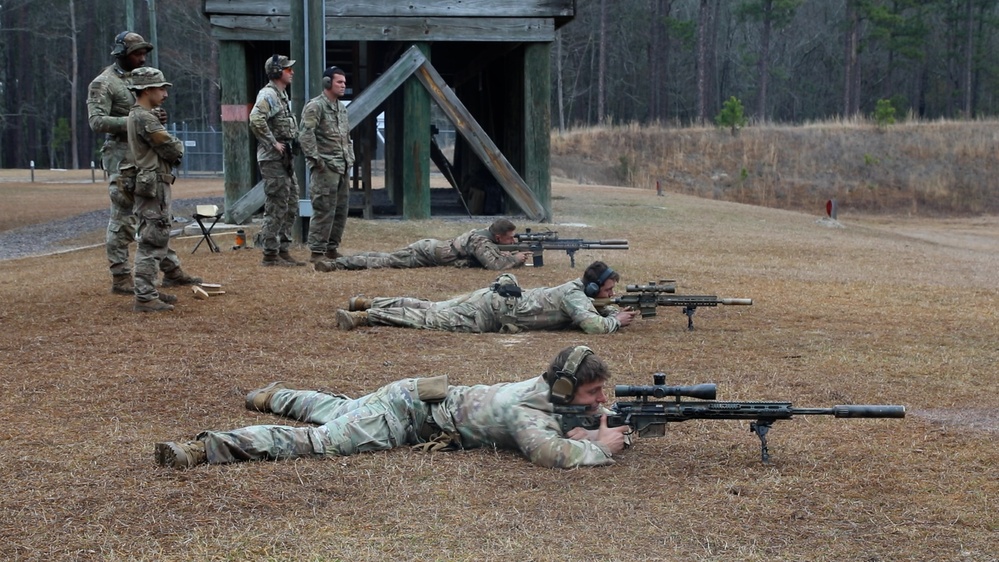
left=219, top=41, right=255, bottom=223
left=522, top=43, right=552, bottom=221
left=402, top=43, right=431, bottom=219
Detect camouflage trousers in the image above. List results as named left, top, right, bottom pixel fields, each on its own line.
left=197, top=380, right=433, bottom=464
left=258, top=161, right=299, bottom=255
left=334, top=238, right=458, bottom=270
left=306, top=166, right=349, bottom=254
left=103, top=142, right=180, bottom=277
left=366, top=290, right=503, bottom=333
left=133, top=183, right=184, bottom=302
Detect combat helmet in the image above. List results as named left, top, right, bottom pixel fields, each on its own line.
left=265, top=54, right=296, bottom=79
left=111, top=31, right=154, bottom=57
left=127, top=67, right=172, bottom=91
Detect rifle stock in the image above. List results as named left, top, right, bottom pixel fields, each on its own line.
left=555, top=373, right=905, bottom=463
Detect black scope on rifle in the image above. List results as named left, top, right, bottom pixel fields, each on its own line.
left=515, top=228, right=559, bottom=242
left=614, top=372, right=717, bottom=400
left=626, top=280, right=677, bottom=294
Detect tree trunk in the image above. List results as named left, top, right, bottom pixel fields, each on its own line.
left=757, top=0, right=773, bottom=121
left=697, top=0, right=710, bottom=124
left=963, top=0, right=973, bottom=118
left=70, top=0, right=80, bottom=169
left=597, top=0, right=607, bottom=124
left=843, top=1, right=859, bottom=117
left=556, top=30, right=565, bottom=132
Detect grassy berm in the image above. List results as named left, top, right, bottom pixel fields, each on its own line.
left=0, top=167, right=996, bottom=560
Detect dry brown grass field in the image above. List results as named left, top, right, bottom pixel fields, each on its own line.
left=0, top=168, right=996, bottom=561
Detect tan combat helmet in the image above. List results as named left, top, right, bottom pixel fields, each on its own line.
left=265, top=54, right=296, bottom=79
left=111, top=31, right=154, bottom=57
left=127, top=67, right=172, bottom=91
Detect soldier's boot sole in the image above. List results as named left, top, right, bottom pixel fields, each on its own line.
left=155, top=441, right=207, bottom=469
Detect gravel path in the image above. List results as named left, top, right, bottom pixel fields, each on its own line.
left=0, top=196, right=224, bottom=261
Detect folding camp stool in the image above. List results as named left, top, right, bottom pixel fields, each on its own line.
left=191, top=211, right=224, bottom=254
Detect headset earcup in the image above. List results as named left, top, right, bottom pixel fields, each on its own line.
left=322, top=76, right=331, bottom=89
left=550, top=375, right=576, bottom=404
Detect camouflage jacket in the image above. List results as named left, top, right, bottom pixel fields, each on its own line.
left=431, top=376, right=615, bottom=468
left=249, top=83, right=297, bottom=162
left=87, top=62, right=134, bottom=143
left=450, top=228, right=523, bottom=270
left=299, top=93, right=354, bottom=174
left=496, top=275, right=621, bottom=334
left=127, top=104, right=183, bottom=176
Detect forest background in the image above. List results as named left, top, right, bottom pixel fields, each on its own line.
left=0, top=0, right=997, bottom=177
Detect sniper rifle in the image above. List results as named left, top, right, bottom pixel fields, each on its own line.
left=555, top=373, right=906, bottom=463
left=497, top=229, right=628, bottom=268
left=591, top=280, right=752, bottom=330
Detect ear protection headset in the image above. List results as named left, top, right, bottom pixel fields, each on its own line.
left=111, top=31, right=130, bottom=57
left=584, top=267, right=615, bottom=298
left=267, top=54, right=284, bottom=80
left=322, top=66, right=342, bottom=90
left=549, top=345, right=594, bottom=404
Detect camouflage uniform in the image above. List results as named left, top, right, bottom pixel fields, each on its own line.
left=299, top=91, right=353, bottom=255
left=249, top=76, right=299, bottom=257
left=126, top=73, right=185, bottom=303
left=365, top=273, right=622, bottom=334
left=329, top=227, right=523, bottom=271
left=197, top=376, right=615, bottom=468
left=87, top=58, right=182, bottom=280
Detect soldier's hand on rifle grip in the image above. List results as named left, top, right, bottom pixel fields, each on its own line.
left=615, top=308, right=640, bottom=327
left=596, top=414, right=629, bottom=454
left=516, top=252, right=532, bottom=265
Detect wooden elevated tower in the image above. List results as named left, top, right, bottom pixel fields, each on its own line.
left=202, top=0, right=576, bottom=223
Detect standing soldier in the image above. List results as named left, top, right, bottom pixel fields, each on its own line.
left=299, top=66, right=354, bottom=263
left=249, top=54, right=306, bottom=267
left=126, top=67, right=199, bottom=312
left=86, top=31, right=200, bottom=295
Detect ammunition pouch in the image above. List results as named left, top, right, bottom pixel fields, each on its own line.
left=414, top=375, right=449, bottom=403
left=134, top=169, right=158, bottom=198
left=117, top=165, right=137, bottom=195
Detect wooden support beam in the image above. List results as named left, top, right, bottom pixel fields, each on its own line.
left=204, top=0, right=574, bottom=18
left=209, top=16, right=554, bottom=42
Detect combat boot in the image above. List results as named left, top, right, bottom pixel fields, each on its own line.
left=309, top=252, right=326, bottom=264
left=314, top=259, right=345, bottom=273
left=325, top=249, right=342, bottom=260
left=134, top=298, right=174, bottom=312
left=262, top=253, right=296, bottom=267
left=111, top=274, right=134, bottom=295
left=245, top=381, right=288, bottom=413
left=155, top=440, right=207, bottom=469
left=278, top=250, right=307, bottom=267
left=158, top=292, right=178, bottom=304
left=336, top=309, right=369, bottom=331
left=348, top=296, right=372, bottom=311
left=161, top=269, right=203, bottom=287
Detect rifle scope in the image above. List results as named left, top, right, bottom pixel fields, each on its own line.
left=614, top=382, right=717, bottom=400
left=626, top=280, right=677, bottom=294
